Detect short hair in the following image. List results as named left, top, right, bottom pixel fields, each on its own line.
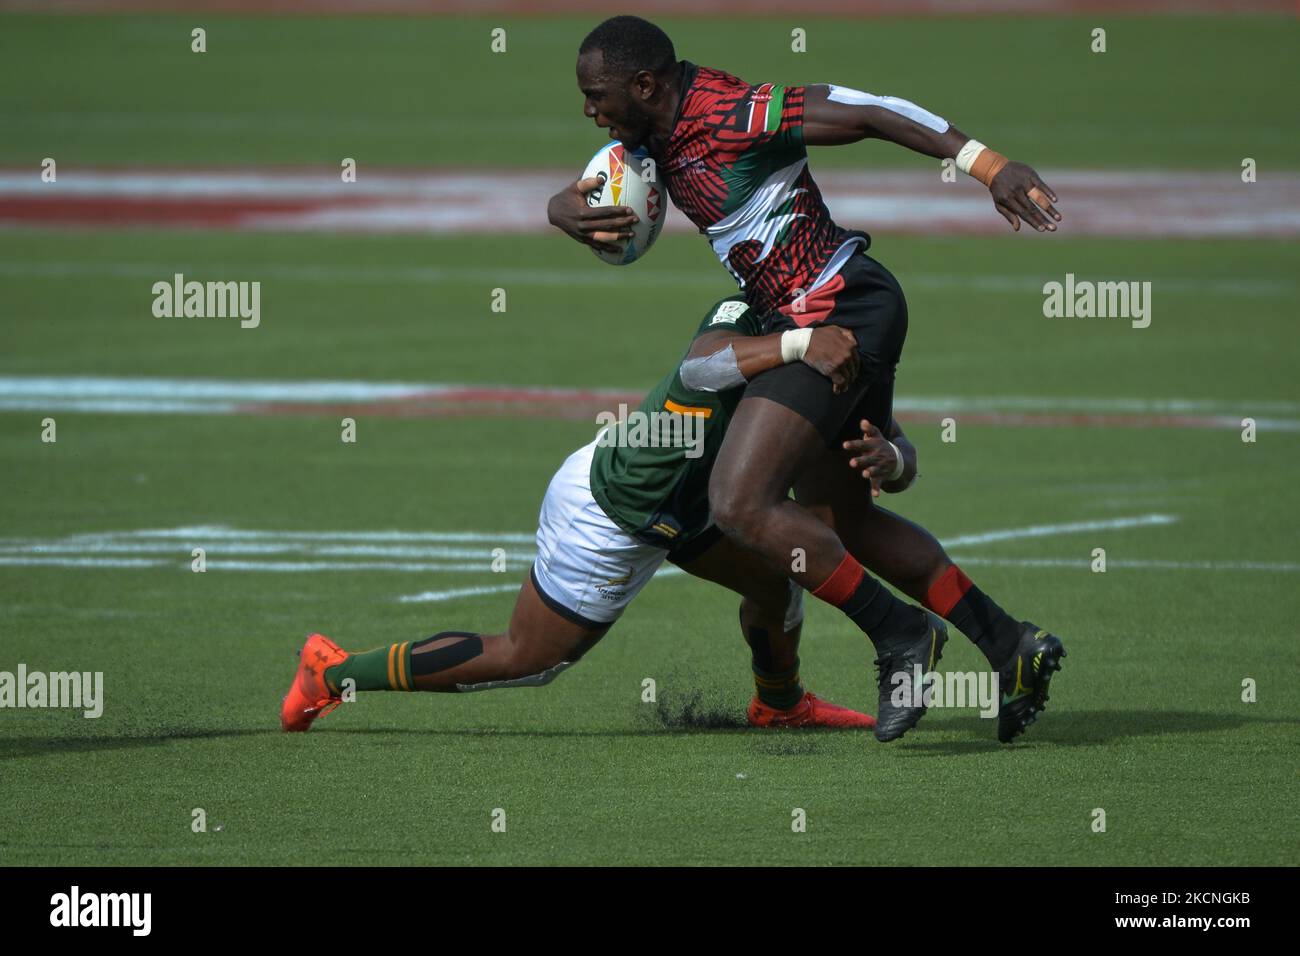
left=579, top=16, right=676, bottom=79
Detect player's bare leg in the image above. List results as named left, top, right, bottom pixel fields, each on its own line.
left=794, top=445, right=951, bottom=608
left=676, top=535, right=874, bottom=729
left=282, top=536, right=878, bottom=732
left=280, top=574, right=605, bottom=731
left=708, top=395, right=943, bottom=741
left=408, top=574, right=605, bottom=691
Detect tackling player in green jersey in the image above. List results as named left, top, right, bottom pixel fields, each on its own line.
left=283, top=296, right=882, bottom=733
left=284, top=296, right=1060, bottom=744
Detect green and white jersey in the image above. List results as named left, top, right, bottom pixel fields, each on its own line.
left=589, top=295, right=762, bottom=551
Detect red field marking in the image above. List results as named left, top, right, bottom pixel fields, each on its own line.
left=0, top=196, right=333, bottom=228
left=233, top=387, right=1264, bottom=430
left=893, top=410, right=1256, bottom=430
left=5, top=168, right=1297, bottom=238
left=241, top=386, right=646, bottom=421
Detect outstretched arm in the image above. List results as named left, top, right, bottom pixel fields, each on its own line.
left=800, top=84, right=1062, bottom=234
left=681, top=326, right=860, bottom=394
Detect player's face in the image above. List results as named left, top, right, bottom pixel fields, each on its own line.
left=577, top=51, right=654, bottom=150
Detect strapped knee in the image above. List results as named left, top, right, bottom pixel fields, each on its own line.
left=455, top=660, right=575, bottom=693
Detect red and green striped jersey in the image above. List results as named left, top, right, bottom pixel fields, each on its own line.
left=651, top=62, right=867, bottom=319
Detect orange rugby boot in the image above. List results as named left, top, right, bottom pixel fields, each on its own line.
left=747, top=691, right=876, bottom=729
left=280, top=633, right=348, bottom=733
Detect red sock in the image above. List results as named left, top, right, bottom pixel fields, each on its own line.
left=811, top=552, right=865, bottom=607
left=924, top=564, right=1020, bottom=667
left=812, top=552, right=911, bottom=644
left=924, top=565, right=973, bottom=616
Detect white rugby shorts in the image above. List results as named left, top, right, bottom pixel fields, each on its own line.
left=531, top=437, right=669, bottom=628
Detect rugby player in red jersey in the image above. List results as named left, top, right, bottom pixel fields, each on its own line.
left=548, top=16, right=1065, bottom=742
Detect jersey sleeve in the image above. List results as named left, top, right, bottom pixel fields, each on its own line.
left=692, top=297, right=761, bottom=339
left=709, top=83, right=805, bottom=154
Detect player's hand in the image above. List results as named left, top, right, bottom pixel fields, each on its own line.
left=989, top=161, right=1061, bottom=233
left=802, top=326, right=860, bottom=394
left=546, top=177, right=640, bottom=255
left=842, top=418, right=903, bottom=498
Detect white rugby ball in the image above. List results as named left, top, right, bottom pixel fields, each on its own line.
left=581, top=141, right=664, bottom=265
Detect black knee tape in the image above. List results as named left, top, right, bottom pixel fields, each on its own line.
left=410, top=631, right=483, bottom=676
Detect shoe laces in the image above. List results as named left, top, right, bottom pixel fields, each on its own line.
left=873, top=654, right=905, bottom=692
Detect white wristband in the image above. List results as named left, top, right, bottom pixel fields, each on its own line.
left=954, top=139, right=987, bottom=176
left=780, top=328, right=813, bottom=364
left=885, top=441, right=906, bottom=481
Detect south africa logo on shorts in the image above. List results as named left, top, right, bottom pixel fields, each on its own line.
left=595, top=567, right=632, bottom=601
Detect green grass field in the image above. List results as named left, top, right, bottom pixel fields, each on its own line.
left=1, top=12, right=1297, bottom=866
left=2, top=14, right=1297, bottom=170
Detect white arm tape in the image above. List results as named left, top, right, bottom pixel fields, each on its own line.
left=780, top=328, right=813, bottom=363
left=679, top=344, right=747, bottom=393
left=955, top=139, right=987, bottom=176
left=886, top=440, right=906, bottom=481
left=456, top=660, right=574, bottom=692
left=827, top=85, right=949, bottom=133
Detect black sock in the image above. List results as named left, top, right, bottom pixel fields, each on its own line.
left=743, top=619, right=804, bottom=709
left=811, top=553, right=917, bottom=650
left=925, top=565, right=1022, bottom=668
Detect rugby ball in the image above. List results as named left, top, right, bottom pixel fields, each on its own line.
left=581, top=141, right=664, bottom=265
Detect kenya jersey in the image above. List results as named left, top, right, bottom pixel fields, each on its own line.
left=589, top=296, right=759, bottom=551
left=652, top=62, right=868, bottom=319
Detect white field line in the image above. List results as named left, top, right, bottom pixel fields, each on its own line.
left=949, top=556, right=1300, bottom=573
left=2, top=519, right=1294, bottom=588
left=0, top=542, right=537, bottom=561
left=0, top=259, right=1293, bottom=298
left=940, top=514, right=1178, bottom=548
left=4, top=554, right=1294, bottom=576
left=896, top=396, right=1300, bottom=415
left=0, top=399, right=244, bottom=415
left=0, top=556, right=169, bottom=569
left=1, top=376, right=1296, bottom=422
left=208, top=560, right=523, bottom=573
left=396, top=583, right=522, bottom=604
left=0, top=517, right=1172, bottom=565
left=72, top=526, right=537, bottom=544
left=0, top=557, right=519, bottom=573
left=0, top=169, right=571, bottom=198
left=0, top=377, right=448, bottom=402
left=10, top=394, right=1285, bottom=428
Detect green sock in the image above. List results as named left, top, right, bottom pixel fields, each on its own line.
left=753, top=658, right=804, bottom=710
left=324, top=641, right=413, bottom=693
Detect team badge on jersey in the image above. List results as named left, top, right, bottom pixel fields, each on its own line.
left=745, top=83, right=785, bottom=137
left=709, top=300, right=750, bottom=325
